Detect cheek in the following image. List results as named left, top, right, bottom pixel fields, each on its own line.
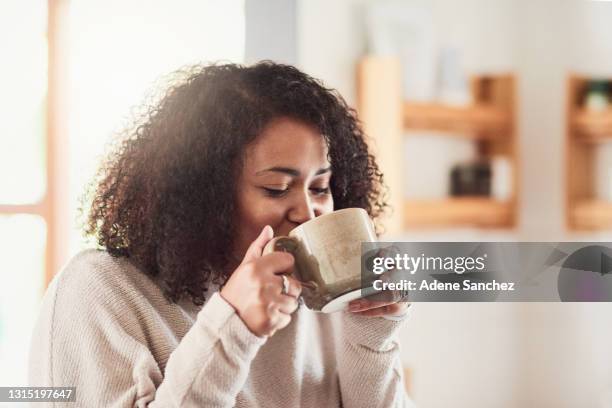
left=243, top=201, right=286, bottom=230
left=236, top=189, right=286, bottom=236
left=233, top=191, right=283, bottom=259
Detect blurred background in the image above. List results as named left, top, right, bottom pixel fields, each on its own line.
left=3, top=0, right=612, bottom=406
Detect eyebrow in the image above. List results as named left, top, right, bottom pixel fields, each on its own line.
left=255, top=166, right=332, bottom=177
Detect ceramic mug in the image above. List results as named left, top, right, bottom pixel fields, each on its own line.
left=262, top=208, right=378, bottom=313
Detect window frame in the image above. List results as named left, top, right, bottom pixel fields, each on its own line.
left=0, top=0, right=70, bottom=290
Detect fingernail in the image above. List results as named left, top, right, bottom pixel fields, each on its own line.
left=262, top=225, right=273, bottom=238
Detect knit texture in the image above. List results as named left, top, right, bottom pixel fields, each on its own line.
left=28, top=249, right=415, bottom=407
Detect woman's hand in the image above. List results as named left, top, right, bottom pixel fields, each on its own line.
left=220, top=225, right=302, bottom=338
left=347, top=298, right=410, bottom=318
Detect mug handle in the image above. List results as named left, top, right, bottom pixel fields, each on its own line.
left=262, top=236, right=318, bottom=291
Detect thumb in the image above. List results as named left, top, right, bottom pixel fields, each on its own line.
left=241, top=225, right=274, bottom=264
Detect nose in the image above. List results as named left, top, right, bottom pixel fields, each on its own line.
left=288, top=191, right=317, bottom=225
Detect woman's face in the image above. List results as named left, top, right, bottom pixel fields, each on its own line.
left=233, top=117, right=334, bottom=260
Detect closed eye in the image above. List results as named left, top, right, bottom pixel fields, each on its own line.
left=262, top=187, right=289, bottom=197
left=310, top=187, right=330, bottom=195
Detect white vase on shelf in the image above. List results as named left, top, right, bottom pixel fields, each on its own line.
left=491, top=156, right=512, bottom=201
left=436, top=46, right=471, bottom=106
left=365, top=1, right=437, bottom=102
left=595, top=143, right=612, bottom=202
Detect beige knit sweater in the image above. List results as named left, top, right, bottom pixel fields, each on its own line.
left=28, top=249, right=414, bottom=407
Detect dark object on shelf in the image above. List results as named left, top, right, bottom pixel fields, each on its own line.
left=583, top=80, right=610, bottom=111
left=450, top=161, right=491, bottom=196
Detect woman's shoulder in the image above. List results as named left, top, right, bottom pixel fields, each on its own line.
left=49, top=249, right=164, bottom=311
left=55, top=249, right=135, bottom=291
left=30, top=250, right=173, bottom=383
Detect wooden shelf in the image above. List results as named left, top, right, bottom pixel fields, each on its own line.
left=566, top=76, right=612, bottom=230
left=570, top=200, right=612, bottom=230
left=404, top=198, right=514, bottom=228
left=403, top=102, right=511, bottom=137
left=357, top=56, right=518, bottom=232
left=571, top=109, right=612, bottom=141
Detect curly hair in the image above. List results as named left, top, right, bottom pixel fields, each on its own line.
left=85, top=61, right=388, bottom=306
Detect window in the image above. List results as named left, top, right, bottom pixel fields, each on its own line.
left=0, top=0, right=49, bottom=389
left=0, top=0, right=244, bottom=388
left=67, top=0, right=245, bottom=256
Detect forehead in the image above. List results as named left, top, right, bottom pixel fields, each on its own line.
left=243, top=117, right=330, bottom=171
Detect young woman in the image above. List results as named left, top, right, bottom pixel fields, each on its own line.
left=29, top=62, right=413, bottom=407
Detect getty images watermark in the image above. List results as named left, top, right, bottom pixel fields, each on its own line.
left=360, top=242, right=612, bottom=302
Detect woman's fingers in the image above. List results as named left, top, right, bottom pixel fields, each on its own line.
left=266, top=312, right=292, bottom=337
left=270, top=293, right=300, bottom=314
left=261, top=275, right=300, bottom=312
left=348, top=298, right=410, bottom=318
left=275, top=274, right=302, bottom=298
left=223, top=242, right=301, bottom=338
left=353, top=305, right=393, bottom=317
left=263, top=276, right=300, bottom=312
left=257, top=251, right=295, bottom=276
left=241, top=225, right=274, bottom=264
left=348, top=298, right=396, bottom=312
left=353, top=302, right=407, bottom=317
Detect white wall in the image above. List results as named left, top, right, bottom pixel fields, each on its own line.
left=245, top=0, right=297, bottom=65
left=298, top=2, right=521, bottom=407
left=297, top=0, right=612, bottom=407
left=516, top=4, right=612, bottom=406
left=297, top=0, right=369, bottom=106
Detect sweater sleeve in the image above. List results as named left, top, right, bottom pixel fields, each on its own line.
left=28, top=258, right=266, bottom=408
left=152, top=293, right=266, bottom=407
left=335, top=312, right=416, bottom=408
